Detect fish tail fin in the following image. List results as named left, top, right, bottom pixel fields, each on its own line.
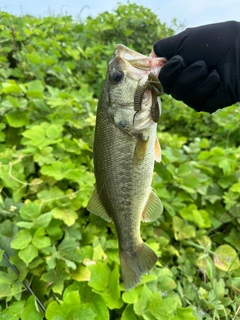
left=120, top=243, right=157, bottom=291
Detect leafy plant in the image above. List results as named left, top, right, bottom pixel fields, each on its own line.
left=0, top=4, right=240, bottom=320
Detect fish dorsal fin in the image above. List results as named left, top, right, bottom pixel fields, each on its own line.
left=87, top=188, right=112, bottom=222
left=154, top=137, right=161, bottom=163
left=142, top=190, right=163, bottom=222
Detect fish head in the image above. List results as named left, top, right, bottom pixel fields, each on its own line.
left=103, top=44, right=166, bottom=137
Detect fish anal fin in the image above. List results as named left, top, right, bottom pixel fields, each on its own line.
left=87, top=188, right=112, bottom=222
left=154, top=137, right=161, bottom=163
left=120, top=242, right=157, bottom=290
left=142, top=190, right=163, bottom=222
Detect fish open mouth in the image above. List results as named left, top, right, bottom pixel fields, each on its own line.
left=115, top=44, right=166, bottom=78
left=114, top=45, right=166, bottom=124
left=110, top=44, right=166, bottom=128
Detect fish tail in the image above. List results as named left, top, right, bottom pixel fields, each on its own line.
left=120, top=243, right=157, bottom=290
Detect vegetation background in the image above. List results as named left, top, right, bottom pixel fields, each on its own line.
left=0, top=3, right=239, bottom=319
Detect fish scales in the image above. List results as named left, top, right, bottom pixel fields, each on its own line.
left=95, top=96, right=156, bottom=248
left=87, top=44, right=166, bottom=290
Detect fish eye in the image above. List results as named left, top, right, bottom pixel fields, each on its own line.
left=109, top=70, right=123, bottom=84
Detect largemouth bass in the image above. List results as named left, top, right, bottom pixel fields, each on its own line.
left=87, top=44, right=166, bottom=290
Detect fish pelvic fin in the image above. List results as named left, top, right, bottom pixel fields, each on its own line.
left=87, top=188, right=112, bottom=222
left=142, top=189, right=163, bottom=222
left=120, top=243, right=157, bottom=291
left=154, top=137, right=161, bottom=163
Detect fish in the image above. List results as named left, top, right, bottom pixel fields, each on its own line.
left=87, top=44, right=166, bottom=290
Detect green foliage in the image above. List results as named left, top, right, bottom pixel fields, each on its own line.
left=0, top=3, right=240, bottom=320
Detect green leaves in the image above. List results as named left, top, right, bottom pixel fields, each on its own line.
left=180, top=204, right=211, bottom=228
left=88, top=263, right=123, bottom=310
left=174, top=307, right=198, bottom=320
left=2, top=80, right=24, bottom=94
left=214, top=245, right=240, bottom=271
left=149, top=292, right=180, bottom=319
left=0, top=6, right=239, bottom=320
left=11, top=230, right=32, bottom=249
left=0, top=301, right=25, bottom=320
left=32, top=228, right=51, bottom=249
left=46, top=290, right=99, bottom=320
left=18, top=244, right=38, bottom=265
left=5, top=111, right=29, bottom=127
left=41, top=160, right=83, bottom=181
left=22, top=122, right=63, bottom=147
left=20, top=202, right=41, bottom=220
left=21, top=296, right=43, bottom=320
left=46, top=291, right=96, bottom=320
left=41, top=261, right=70, bottom=294
left=122, top=285, right=184, bottom=320
left=88, top=262, right=110, bottom=291
left=51, top=207, right=78, bottom=226
left=230, top=181, right=240, bottom=193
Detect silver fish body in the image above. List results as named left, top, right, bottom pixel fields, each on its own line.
left=87, top=45, right=165, bottom=290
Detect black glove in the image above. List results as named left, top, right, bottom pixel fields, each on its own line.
left=153, top=21, right=240, bottom=113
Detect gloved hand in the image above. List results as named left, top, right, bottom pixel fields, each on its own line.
left=153, top=21, right=240, bottom=113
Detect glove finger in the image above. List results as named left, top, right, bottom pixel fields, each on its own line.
left=170, top=60, right=209, bottom=100
left=159, top=55, right=187, bottom=94
left=153, top=35, right=180, bottom=59
left=183, top=70, right=220, bottom=108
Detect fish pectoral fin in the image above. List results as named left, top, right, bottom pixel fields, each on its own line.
left=87, top=188, right=112, bottom=222
left=142, top=190, right=163, bottom=222
left=154, top=137, right=161, bottom=163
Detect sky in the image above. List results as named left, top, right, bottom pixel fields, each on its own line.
left=1, top=0, right=240, bottom=30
